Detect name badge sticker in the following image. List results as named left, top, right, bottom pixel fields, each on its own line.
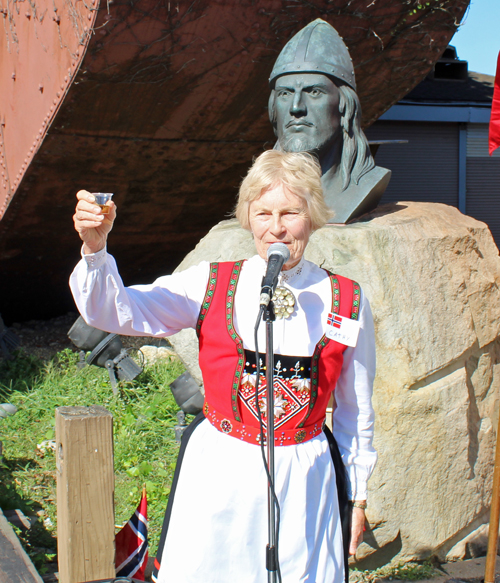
left=325, top=312, right=360, bottom=347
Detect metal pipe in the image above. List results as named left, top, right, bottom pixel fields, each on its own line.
left=265, top=316, right=278, bottom=583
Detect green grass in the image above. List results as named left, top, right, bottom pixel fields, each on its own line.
left=350, top=560, right=440, bottom=582
left=0, top=348, right=186, bottom=571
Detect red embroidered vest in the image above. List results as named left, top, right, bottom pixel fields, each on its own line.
left=196, top=261, right=360, bottom=442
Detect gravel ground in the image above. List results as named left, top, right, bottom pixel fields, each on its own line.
left=5, top=311, right=170, bottom=362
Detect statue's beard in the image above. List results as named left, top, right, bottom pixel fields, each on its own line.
left=279, top=133, right=331, bottom=158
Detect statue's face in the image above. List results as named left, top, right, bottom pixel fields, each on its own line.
left=273, top=73, right=341, bottom=158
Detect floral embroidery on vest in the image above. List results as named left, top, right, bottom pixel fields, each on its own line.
left=351, top=282, right=360, bottom=320
left=239, top=350, right=312, bottom=428
left=196, top=263, right=219, bottom=338
left=225, top=261, right=244, bottom=422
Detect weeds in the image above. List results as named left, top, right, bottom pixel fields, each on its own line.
left=350, top=560, right=439, bottom=582
left=0, top=348, right=185, bottom=571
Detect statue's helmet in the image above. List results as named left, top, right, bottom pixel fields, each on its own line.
left=269, top=19, right=356, bottom=91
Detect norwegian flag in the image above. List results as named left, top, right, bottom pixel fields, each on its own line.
left=115, top=487, right=148, bottom=580
left=490, top=51, right=500, bottom=155
left=327, top=312, right=342, bottom=329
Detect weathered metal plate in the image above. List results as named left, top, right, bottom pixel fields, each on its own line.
left=0, top=0, right=95, bottom=216
left=0, top=0, right=469, bottom=321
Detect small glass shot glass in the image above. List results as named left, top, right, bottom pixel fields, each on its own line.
left=92, top=192, right=113, bottom=214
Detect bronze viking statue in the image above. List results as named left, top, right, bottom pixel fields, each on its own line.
left=268, top=19, right=391, bottom=223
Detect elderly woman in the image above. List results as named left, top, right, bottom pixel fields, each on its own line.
left=70, top=150, right=376, bottom=583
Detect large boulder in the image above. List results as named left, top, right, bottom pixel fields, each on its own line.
left=170, top=201, right=500, bottom=566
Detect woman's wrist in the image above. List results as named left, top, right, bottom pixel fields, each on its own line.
left=350, top=500, right=367, bottom=510
left=83, top=242, right=106, bottom=255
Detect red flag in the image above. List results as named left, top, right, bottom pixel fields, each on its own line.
left=115, top=487, right=148, bottom=581
left=489, top=51, right=500, bottom=155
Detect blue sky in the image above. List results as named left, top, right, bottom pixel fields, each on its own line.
left=451, top=0, right=499, bottom=77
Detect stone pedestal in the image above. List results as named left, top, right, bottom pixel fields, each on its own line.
left=170, top=201, right=500, bottom=565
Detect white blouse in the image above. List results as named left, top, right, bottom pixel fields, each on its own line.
left=70, top=248, right=377, bottom=499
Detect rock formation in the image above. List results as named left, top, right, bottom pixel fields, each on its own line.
left=170, top=201, right=500, bottom=565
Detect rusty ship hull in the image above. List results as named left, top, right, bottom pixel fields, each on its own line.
left=0, top=0, right=468, bottom=321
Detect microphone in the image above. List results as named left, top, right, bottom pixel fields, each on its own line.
left=259, top=243, right=290, bottom=307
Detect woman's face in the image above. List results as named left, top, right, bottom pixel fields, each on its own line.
left=248, top=183, right=312, bottom=270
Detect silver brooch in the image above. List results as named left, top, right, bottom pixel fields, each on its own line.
left=272, top=286, right=296, bottom=319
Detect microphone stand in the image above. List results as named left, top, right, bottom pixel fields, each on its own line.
left=263, top=300, right=278, bottom=583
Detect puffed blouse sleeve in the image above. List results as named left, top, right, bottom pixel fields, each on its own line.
left=69, top=247, right=210, bottom=336
left=332, top=290, right=377, bottom=501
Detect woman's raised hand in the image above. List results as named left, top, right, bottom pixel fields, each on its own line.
left=73, top=190, right=117, bottom=254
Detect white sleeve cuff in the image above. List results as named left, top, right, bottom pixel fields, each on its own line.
left=81, top=245, right=107, bottom=269
left=348, top=478, right=369, bottom=501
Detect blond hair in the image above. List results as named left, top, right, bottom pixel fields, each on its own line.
left=235, top=150, right=333, bottom=230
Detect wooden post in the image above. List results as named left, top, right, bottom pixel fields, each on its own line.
left=485, top=404, right=500, bottom=583
left=56, top=406, right=115, bottom=583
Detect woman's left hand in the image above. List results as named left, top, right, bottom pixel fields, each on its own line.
left=349, top=507, right=366, bottom=555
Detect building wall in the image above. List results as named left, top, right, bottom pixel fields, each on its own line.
left=366, top=120, right=500, bottom=249
left=466, top=124, right=500, bottom=243
left=365, top=121, right=459, bottom=207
